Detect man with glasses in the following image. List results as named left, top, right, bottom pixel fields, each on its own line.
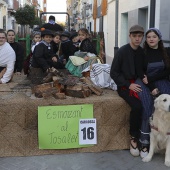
left=0, top=30, right=16, bottom=84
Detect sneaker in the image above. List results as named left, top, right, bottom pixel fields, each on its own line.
left=130, top=137, right=139, bottom=157
left=140, top=147, right=149, bottom=158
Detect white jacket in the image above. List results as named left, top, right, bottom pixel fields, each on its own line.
left=0, top=42, right=16, bottom=83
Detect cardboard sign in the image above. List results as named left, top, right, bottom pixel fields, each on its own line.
left=38, top=104, right=93, bottom=149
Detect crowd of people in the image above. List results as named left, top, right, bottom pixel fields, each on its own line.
left=0, top=15, right=170, bottom=160
left=0, top=15, right=98, bottom=83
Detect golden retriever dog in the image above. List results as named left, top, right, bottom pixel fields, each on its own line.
left=142, top=94, right=170, bottom=167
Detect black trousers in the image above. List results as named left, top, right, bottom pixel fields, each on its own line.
left=117, top=88, right=143, bottom=139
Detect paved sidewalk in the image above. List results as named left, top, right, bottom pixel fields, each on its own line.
left=0, top=150, right=169, bottom=170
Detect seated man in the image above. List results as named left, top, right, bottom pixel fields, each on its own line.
left=0, top=30, right=16, bottom=84
left=41, top=15, right=63, bottom=32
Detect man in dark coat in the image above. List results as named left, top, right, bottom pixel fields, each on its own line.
left=110, top=24, right=145, bottom=157
left=41, top=15, right=63, bottom=32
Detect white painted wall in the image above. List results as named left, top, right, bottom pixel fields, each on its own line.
left=104, top=1, right=115, bottom=64
left=104, top=0, right=151, bottom=63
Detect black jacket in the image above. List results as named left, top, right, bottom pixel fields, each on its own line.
left=31, top=43, right=55, bottom=71
left=41, top=23, right=63, bottom=32
left=9, top=42, right=24, bottom=72
left=61, top=40, right=76, bottom=61
left=80, top=38, right=97, bottom=55
left=110, top=44, right=145, bottom=88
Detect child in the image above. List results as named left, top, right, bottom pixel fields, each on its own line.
left=31, top=31, right=41, bottom=53
left=51, top=32, right=61, bottom=54
left=60, top=31, right=76, bottom=62
left=65, top=28, right=97, bottom=77
left=31, top=29, right=64, bottom=73
left=23, top=31, right=41, bottom=75
left=70, top=32, right=80, bottom=51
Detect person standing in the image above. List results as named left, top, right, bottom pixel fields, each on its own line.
left=0, top=30, right=16, bottom=83
left=41, top=15, right=63, bottom=32
left=7, top=30, right=24, bottom=75
left=110, top=25, right=145, bottom=157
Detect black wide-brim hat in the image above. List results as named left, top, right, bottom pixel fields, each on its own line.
left=70, top=32, right=78, bottom=40
left=41, top=28, right=54, bottom=37
left=61, top=31, right=70, bottom=38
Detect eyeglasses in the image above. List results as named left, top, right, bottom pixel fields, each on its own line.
left=0, top=37, right=6, bottom=39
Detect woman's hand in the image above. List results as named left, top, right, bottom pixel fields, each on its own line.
left=52, top=56, right=58, bottom=62
left=84, top=56, right=89, bottom=61
left=129, top=83, right=142, bottom=92
left=142, top=75, right=148, bottom=84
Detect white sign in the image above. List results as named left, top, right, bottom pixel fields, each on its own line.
left=79, top=119, right=97, bottom=145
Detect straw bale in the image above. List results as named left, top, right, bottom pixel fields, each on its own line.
left=0, top=74, right=131, bottom=157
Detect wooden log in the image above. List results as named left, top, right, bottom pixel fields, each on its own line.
left=52, top=93, right=66, bottom=99
left=32, top=82, right=54, bottom=98
left=42, top=87, right=59, bottom=99
left=66, top=83, right=83, bottom=91
left=83, top=89, right=91, bottom=97
left=65, top=89, right=87, bottom=98
left=84, top=77, right=103, bottom=96
left=32, top=82, right=54, bottom=94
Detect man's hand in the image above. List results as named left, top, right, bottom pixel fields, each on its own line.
left=52, top=56, right=58, bottom=62
left=129, top=83, right=142, bottom=92
left=142, top=75, right=148, bottom=84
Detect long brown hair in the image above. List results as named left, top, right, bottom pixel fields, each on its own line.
left=143, top=29, right=170, bottom=68
left=78, top=28, right=90, bottom=38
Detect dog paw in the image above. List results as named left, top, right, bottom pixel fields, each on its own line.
left=142, top=156, right=152, bottom=162
left=165, top=161, right=170, bottom=167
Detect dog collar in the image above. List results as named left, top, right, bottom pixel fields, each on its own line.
left=150, top=125, right=170, bottom=135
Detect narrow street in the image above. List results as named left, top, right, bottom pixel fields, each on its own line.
left=0, top=150, right=169, bottom=170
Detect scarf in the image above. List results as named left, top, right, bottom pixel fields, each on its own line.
left=48, top=20, right=55, bottom=25
left=40, top=40, right=51, bottom=49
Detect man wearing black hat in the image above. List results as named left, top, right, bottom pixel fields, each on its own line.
left=110, top=25, right=145, bottom=157
left=41, top=15, right=63, bottom=32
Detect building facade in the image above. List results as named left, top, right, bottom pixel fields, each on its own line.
left=0, top=0, right=8, bottom=30
left=0, top=0, right=44, bottom=33
left=66, top=0, right=170, bottom=64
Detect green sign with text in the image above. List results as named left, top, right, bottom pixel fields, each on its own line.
left=38, top=104, right=93, bottom=149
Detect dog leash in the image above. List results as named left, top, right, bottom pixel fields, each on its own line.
left=150, top=125, right=170, bottom=135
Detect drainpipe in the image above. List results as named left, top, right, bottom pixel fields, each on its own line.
left=149, top=0, right=156, bottom=28
left=114, top=0, right=119, bottom=55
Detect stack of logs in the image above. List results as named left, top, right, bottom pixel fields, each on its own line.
left=32, top=69, right=103, bottom=99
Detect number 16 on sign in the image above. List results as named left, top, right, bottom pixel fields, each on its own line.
left=79, top=119, right=97, bottom=145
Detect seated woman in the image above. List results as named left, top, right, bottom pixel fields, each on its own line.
left=135, top=28, right=170, bottom=158
left=65, top=28, right=97, bottom=77
left=7, top=30, right=24, bottom=75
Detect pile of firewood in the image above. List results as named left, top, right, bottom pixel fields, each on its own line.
left=31, top=69, right=103, bottom=99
